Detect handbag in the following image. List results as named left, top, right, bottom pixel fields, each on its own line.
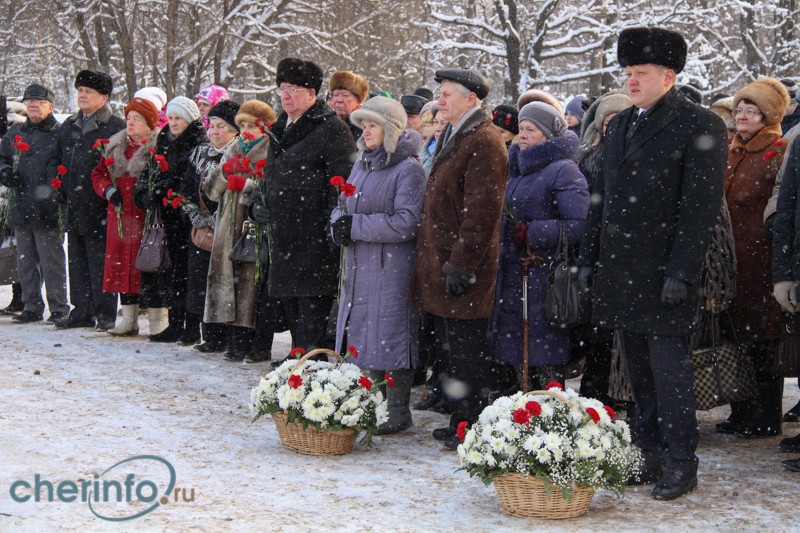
left=0, top=230, right=18, bottom=285
left=544, top=221, right=590, bottom=328
left=229, top=220, right=269, bottom=263
left=135, top=207, right=171, bottom=273
left=690, top=313, right=758, bottom=411
left=191, top=180, right=214, bottom=253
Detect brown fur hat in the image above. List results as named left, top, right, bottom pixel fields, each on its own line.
left=709, top=96, right=735, bottom=130
left=733, top=77, right=791, bottom=126
left=328, top=71, right=369, bottom=102
left=517, top=89, right=564, bottom=115
left=235, top=100, right=277, bottom=128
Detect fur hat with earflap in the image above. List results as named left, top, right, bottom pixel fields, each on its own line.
left=733, top=77, right=791, bottom=126
left=328, top=71, right=369, bottom=102
left=350, top=96, right=407, bottom=154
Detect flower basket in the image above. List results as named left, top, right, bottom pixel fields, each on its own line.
left=251, top=347, right=389, bottom=456
left=458, top=386, right=641, bottom=520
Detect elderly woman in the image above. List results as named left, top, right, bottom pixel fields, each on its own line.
left=133, top=96, right=208, bottom=343
left=488, top=102, right=589, bottom=389
left=716, top=77, right=790, bottom=438
left=195, top=85, right=230, bottom=129
left=91, top=98, right=162, bottom=336
left=418, top=105, right=445, bottom=178
left=179, top=100, right=240, bottom=353
left=204, top=100, right=277, bottom=362
left=328, top=96, right=427, bottom=434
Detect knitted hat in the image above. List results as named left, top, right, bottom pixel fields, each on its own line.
left=166, top=96, right=201, bottom=124
left=124, top=97, right=160, bottom=129
left=709, top=96, right=735, bottom=130
left=565, top=96, right=587, bottom=120
left=617, top=27, right=688, bottom=73
left=23, top=84, right=55, bottom=104
left=491, top=104, right=519, bottom=135
left=328, top=71, right=369, bottom=102
left=583, top=92, right=632, bottom=147
left=350, top=96, right=407, bottom=154
left=195, top=85, right=230, bottom=107
left=517, top=89, right=564, bottom=114
left=208, top=100, right=241, bottom=132
left=733, top=77, right=791, bottom=126
left=235, top=100, right=277, bottom=128
left=518, top=101, right=568, bottom=139
left=74, top=70, right=113, bottom=95
left=276, top=58, right=323, bottom=94
left=134, top=87, right=168, bottom=112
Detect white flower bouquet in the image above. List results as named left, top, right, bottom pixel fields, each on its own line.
left=457, top=383, right=641, bottom=516
left=251, top=347, right=390, bottom=452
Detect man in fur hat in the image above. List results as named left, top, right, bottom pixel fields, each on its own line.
left=577, top=27, right=728, bottom=500
left=327, top=70, right=369, bottom=141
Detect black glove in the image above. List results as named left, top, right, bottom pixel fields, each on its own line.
left=249, top=200, right=270, bottom=224
left=151, top=184, right=166, bottom=206
left=442, top=261, right=476, bottom=297
left=0, top=166, right=14, bottom=187
left=576, top=266, right=593, bottom=294
left=329, top=215, right=353, bottom=247
left=108, top=189, right=122, bottom=207
left=661, top=276, right=689, bottom=309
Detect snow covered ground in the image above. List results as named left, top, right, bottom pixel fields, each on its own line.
left=0, top=294, right=797, bottom=532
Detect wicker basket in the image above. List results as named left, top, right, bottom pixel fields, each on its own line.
left=271, top=348, right=358, bottom=456
left=494, top=472, right=595, bottom=519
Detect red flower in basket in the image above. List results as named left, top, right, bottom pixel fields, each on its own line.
left=347, top=345, right=358, bottom=359
left=586, top=407, right=601, bottom=424
left=546, top=381, right=564, bottom=391
left=227, top=174, right=246, bottom=191
left=50, top=177, right=62, bottom=189
left=289, top=347, right=305, bottom=359
left=383, top=373, right=394, bottom=389
left=358, top=375, right=372, bottom=391
left=288, top=374, right=303, bottom=389
left=604, top=405, right=616, bottom=420
left=525, top=401, right=542, bottom=416
left=57, top=165, right=68, bottom=176
left=456, top=421, right=469, bottom=442
left=513, top=408, right=531, bottom=426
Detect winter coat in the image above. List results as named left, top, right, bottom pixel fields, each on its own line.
left=203, top=137, right=269, bottom=328
left=0, top=115, right=61, bottom=228
left=724, top=123, right=787, bottom=340
left=578, top=88, right=728, bottom=336
left=418, top=136, right=436, bottom=177
left=576, top=142, right=603, bottom=194
left=773, top=135, right=800, bottom=281
left=90, top=128, right=160, bottom=294
left=408, top=109, right=509, bottom=319
left=179, top=140, right=230, bottom=316
left=332, top=130, right=427, bottom=370
left=48, top=105, right=126, bottom=236
left=257, top=99, right=357, bottom=298
left=488, top=134, right=589, bottom=367
left=782, top=106, right=800, bottom=135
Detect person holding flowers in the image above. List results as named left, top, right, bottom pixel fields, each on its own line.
left=0, top=83, right=69, bottom=323
left=90, top=97, right=161, bottom=336
left=204, top=100, right=277, bottom=362
left=328, top=96, right=426, bottom=433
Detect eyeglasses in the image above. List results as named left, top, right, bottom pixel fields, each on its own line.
left=734, top=108, right=762, bottom=118
left=331, top=90, right=355, bottom=99
left=276, top=87, right=309, bottom=96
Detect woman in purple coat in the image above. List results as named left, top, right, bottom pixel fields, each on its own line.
left=328, top=96, right=427, bottom=434
left=488, top=102, right=589, bottom=389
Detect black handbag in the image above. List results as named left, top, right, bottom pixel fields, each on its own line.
left=229, top=220, right=269, bottom=263
left=135, top=207, right=171, bottom=273
left=691, top=313, right=758, bottom=411
left=544, top=221, right=590, bottom=328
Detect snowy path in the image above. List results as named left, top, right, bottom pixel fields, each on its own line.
left=0, top=313, right=797, bottom=532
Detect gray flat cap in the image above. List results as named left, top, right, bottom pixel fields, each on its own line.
left=434, top=68, right=491, bottom=100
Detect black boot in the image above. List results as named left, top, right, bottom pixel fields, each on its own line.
left=195, top=322, right=226, bottom=352
left=180, top=313, right=201, bottom=346
left=2, top=282, right=23, bottom=315
left=149, top=308, right=185, bottom=342
left=784, top=400, right=800, bottom=423
left=244, top=332, right=274, bottom=364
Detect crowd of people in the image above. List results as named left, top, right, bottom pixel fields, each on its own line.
left=1, top=25, right=800, bottom=502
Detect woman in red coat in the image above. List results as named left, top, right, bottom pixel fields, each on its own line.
left=717, top=78, right=790, bottom=437
left=91, top=97, right=162, bottom=336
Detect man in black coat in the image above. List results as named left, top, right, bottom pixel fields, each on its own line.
left=47, top=70, right=125, bottom=330
left=577, top=27, right=728, bottom=500
left=250, top=58, right=356, bottom=355
left=0, top=84, right=69, bottom=323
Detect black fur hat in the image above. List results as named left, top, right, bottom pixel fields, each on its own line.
left=74, top=70, right=113, bottom=95
left=275, top=58, right=323, bottom=94
left=617, top=27, right=687, bottom=73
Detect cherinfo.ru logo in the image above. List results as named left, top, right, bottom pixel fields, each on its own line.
left=8, top=455, right=195, bottom=521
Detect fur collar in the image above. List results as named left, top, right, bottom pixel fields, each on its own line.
left=105, top=128, right=160, bottom=181
left=730, top=122, right=784, bottom=154
left=20, top=113, right=58, bottom=133
left=431, top=108, right=490, bottom=168
left=509, top=131, right=579, bottom=178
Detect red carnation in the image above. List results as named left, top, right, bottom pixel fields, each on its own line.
left=545, top=381, right=564, bottom=391
left=342, top=183, right=356, bottom=197
left=166, top=188, right=175, bottom=199
left=771, top=140, right=783, bottom=147
left=358, top=375, right=372, bottom=391
left=92, top=138, right=109, bottom=150
left=240, top=157, right=252, bottom=171
left=14, top=135, right=22, bottom=143
left=525, top=401, right=542, bottom=416
left=105, top=157, right=115, bottom=167
left=56, top=165, right=68, bottom=176
left=148, top=148, right=157, bottom=154
left=384, top=373, right=395, bottom=388
left=604, top=405, right=616, bottom=420
left=13, top=141, right=30, bottom=152
left=586, top=407, right=601, bottom=424
left=255, top=159, right=267, bottom=169
left=242, top=132, right=256, bottom=141
left=763, top=150, right=778, bottom=161
left=227, top=174, right=246, bottom=191
left=141, top=139, right=149, bottom=145
left=347, top=345, right=358, bottom=359
left=171, top=196, right=183, bottom=209
left=513, top=408, right=531, bottom=425
left=50, top=178, right=62, bottom=189
left=288, top=374, right=303, bottom=389
left=222, top=160, right=236, bottom=174
left=330, top=175, right=345, bottom=188
left=456, top=421, right=469, bottom=442
left=289, top=347, right=305, bottom=359
left=162, top=197, right=169, bottom=207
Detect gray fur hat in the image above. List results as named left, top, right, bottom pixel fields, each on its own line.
left=350, top=96, right=407, bottom=154
left=166, top=96, right=201, bottom=124
left=518, top=101, right=568, bottom=139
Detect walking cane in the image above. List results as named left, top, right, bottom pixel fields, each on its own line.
left=520, top=255, right=533, bottom=393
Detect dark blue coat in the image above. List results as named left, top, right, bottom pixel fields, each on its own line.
left=773, top=135, right=800, bottom=282
left=488, top=133, right=589, bottom=367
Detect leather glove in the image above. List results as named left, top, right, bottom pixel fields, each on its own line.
left=576, top=266, right=593, bottom=294
left=773, top=281, right=798, bottom=313
left=151, top=184, right=166, bottom=205
left=106, top=188, right=122, bottom=207
left=513, top=222, right=528, bottom=249
left=249, top=200, right=270, bottom=224
left=661, top=276, right=689, bottom=309
left=442, top=261, right=476, bottom=297
left=329, top=215, right=353, bottom=247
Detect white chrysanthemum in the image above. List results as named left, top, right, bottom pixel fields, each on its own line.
left=540, top=404, right=554, bottom=418
left=479, top=405, right=500, bottom=424
left=599, top=434, right=612, bottom=450
left=536, top=447, right=551, bottom=463
left=505, top=426, right=520, bottom=441
left=490, top=437, right=506, bottom=453
left=493, top=396, right=513, bottom=412
left=483, top=453, right=497, bottom=467
left=467, top=450, right=484, bottom=465
left=522, top=435, right=543, bottom=453
left=543, top=432, right=561, bottom=451
left=576, top=438, right=593, bottom=459
left=375, top=402, right=389, bottom=425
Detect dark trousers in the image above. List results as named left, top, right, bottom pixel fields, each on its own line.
left=67, top=231, right=116, bottom=323
left=430, top=314, right=493, bottom=428
left=620, top=332, right=699, bottom=464
left=282, top=296, right=334, bottom=351
left=729, top=340, right=783, bottom=432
